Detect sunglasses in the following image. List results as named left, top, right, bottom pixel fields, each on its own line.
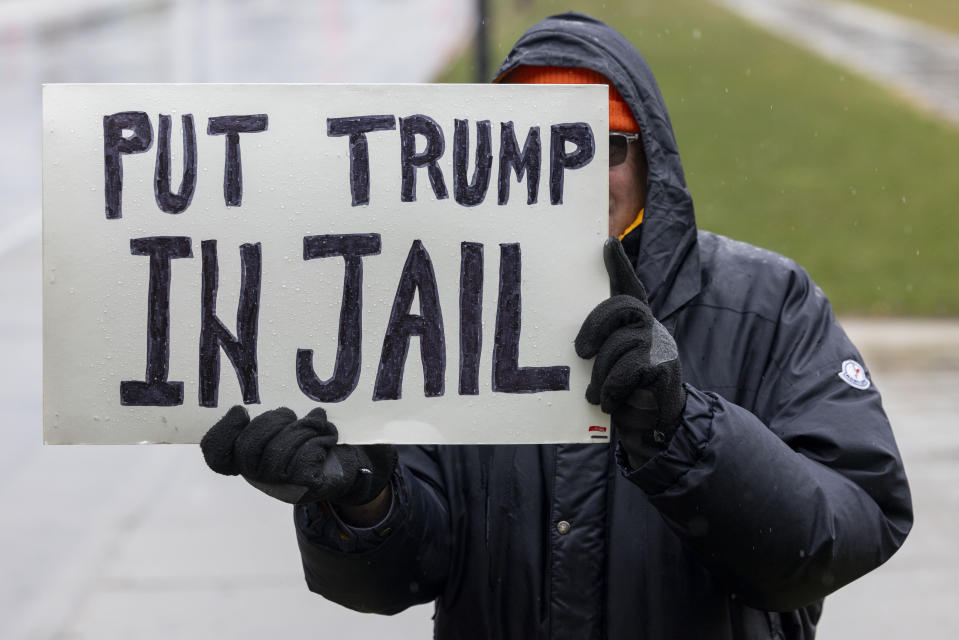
left=609, top=132, right=639, bottom=167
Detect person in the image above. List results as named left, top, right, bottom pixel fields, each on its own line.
left=200, top=12, right=912, bottom=639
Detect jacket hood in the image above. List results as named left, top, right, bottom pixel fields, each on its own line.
left=495, top=11, right=701, bottom=319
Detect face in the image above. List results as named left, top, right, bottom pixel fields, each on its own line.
left=608, top=134, right=648, bottom=237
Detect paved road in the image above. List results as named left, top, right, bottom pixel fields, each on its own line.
left=713, top=0, right=959, bottom=126
left=0, top=0, right=464, bottom=637
left=0, top=238, right=435, bottom=637
left=0, top=0, right=471, bottom=231
left=816, top=363, right=959, bottom=637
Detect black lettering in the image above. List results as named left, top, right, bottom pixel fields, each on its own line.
left=549, top=122, right=594, bottom=205
left=453, top=119, right=492, bottom=207
left=121, top=236, right=191, bottom=406
left=492, top=243, right=570, bottom=392
left=154, top=114, right=197, bottom=214
left=373, top=240, right=446, bottom=400
left=327, top=115, right=396, bottom=206
left=458, top=242, right=483, bottom=395
left=498, top=122, right=540, bottom=205
left=399, top=114, right=448, bottom=202
left=199, top=240, right=262, bottom=407
left=207, top=114, right=269, bottom=207
left=297, top=233, right=382, bottom=402
left=103, top=111, right=153, bottom=219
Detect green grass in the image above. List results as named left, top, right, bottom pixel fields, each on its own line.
left=438, top=0, right=959, bottom=316
left=837, top=0, right=959, bottom=33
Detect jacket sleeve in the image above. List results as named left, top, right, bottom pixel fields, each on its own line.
left=623, top=268, right=913, bottom=612
left=294, top=445, right=451, bottom=614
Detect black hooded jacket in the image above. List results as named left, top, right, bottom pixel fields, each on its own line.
left=295, top=13, right=912, bottom=639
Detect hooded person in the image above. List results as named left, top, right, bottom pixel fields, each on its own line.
left=200, top=12, right=912, bottom=639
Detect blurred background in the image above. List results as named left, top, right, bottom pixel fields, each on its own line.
left=2, top=0, right=957, bottom=637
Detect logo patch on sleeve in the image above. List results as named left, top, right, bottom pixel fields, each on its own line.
left=838, top=359, right=871, bottom=390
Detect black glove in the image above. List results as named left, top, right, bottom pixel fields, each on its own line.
left=574, top=238, right=686, bottom=468
left=200, top=405, right=397, bottom=506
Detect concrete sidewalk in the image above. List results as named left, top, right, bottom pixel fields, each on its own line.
left=712, top=0, right=959, bottom=127
left=843, top=317, right=959, bottom=371
left=817, top=366, right=959, bottom=638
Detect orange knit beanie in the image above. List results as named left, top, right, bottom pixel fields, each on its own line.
left=501, top=65, right=640, bottom=134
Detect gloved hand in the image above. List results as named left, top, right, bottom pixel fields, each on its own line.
left=575, top=238, right=686, bottom=468
left=200, top=405, right=397, bottom=506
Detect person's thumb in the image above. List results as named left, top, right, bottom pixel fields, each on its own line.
left=604, top=237, right=648, bottom=302
left=200, top=405, right=250, bottom=475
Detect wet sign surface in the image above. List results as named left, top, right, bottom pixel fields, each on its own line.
left=42, top=84, right=609, bottom=444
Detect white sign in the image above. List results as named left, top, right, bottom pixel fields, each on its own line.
left=42, top=84, right=610, bottom=445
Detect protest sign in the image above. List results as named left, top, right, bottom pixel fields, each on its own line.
left=42, top=84, right=609, bottom=444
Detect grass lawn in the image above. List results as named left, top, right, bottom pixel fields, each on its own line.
left=438, top=0, right=959, bottom=316
left=840, top=0, right=959, bottom=34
